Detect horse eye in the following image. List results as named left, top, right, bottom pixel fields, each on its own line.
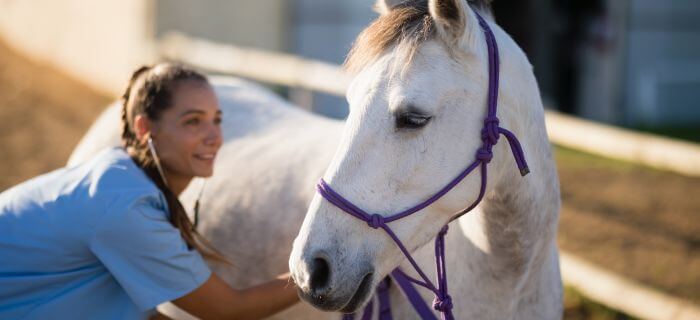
left=396, top=113, right=432, bottom=130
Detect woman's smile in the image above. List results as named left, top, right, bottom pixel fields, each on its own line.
left=193, top=152, right=217, bottom=165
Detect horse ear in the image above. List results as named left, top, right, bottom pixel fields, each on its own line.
left=428, top=0, right=474, bottom=46
left=374, top=0, right=406, bottom=15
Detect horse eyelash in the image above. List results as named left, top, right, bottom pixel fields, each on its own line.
left=395, top=112, right=433, bottom=129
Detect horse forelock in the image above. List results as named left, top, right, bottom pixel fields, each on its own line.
left=344, top=0, right=492, bottom=73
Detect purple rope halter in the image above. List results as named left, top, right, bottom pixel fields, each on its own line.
left=320, top=12, right=529, bottom=320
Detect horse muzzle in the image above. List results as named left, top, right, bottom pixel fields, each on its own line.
left=291, top=250, right=376, bottom=312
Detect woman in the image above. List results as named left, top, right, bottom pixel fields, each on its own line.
left=0, top=63, right=299, bottom=319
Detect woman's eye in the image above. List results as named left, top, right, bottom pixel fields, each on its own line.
left=214, top=117, right=222, bottom=125
left=184, top=118, right=200, bottom=126
left=396, top=113, right=432, bottom=129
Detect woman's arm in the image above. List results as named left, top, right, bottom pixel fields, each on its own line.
left=172, top=273, right=299, bottom=320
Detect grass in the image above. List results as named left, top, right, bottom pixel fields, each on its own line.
left=553, top=145, right=639, bottom=172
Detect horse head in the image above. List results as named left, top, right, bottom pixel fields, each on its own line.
left=290, top=0, right=533, bottom=313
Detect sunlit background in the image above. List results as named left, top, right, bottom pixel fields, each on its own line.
left=1, top=1, right=698, bottom=319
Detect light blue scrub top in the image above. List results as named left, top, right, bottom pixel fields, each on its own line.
left=0, top=147, right=212, bottom=319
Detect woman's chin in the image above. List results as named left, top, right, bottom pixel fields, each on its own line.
left=194, top=169, right=214, bottom=178
left=190, top=160, right=215, bottom=178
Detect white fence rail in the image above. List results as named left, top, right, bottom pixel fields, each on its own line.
left=545, top=111, right=700, bottom=177
left=159, top=32, right=700, bottom=320
left=561, top=253, right=700, bottom=320
left=160, top=33, right=352, bottom=97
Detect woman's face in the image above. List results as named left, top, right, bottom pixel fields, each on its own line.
left=150, top=80, right=223, bottom=180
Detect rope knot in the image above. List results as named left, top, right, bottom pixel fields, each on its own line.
left=433, top=295, right=453, bottom=312
left=482, top=116, right=500, bottom=145
left=368, top=214, right=385, bottom=229
left=476, top=147, right=493, bottom=163
left=484, top=116, right=500, bottom=126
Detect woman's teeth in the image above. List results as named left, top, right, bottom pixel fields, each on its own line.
left=195, top=154, right=215, bottom=160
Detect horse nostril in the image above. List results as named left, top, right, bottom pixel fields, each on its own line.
left=310, top=257, right=330, bottom=292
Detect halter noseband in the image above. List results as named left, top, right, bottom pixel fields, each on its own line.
left=318, top=12, right=529, bottom=320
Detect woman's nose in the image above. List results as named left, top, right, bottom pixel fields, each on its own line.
left=203, top=123, right=222, bottom=146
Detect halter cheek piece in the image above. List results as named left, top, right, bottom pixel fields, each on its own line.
left=317, top=12, right=530, bottom=320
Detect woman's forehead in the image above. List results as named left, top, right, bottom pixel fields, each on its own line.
left=169, top=82, right=220, bottom=113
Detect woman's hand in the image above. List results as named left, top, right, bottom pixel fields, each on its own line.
left=172, top=273, right=299, bottom=320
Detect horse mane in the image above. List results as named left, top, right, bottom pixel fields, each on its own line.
left=344, top=0, right=492, bottom=73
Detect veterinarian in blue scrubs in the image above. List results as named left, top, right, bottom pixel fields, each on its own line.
left=0, top=63, right=299, bottom=319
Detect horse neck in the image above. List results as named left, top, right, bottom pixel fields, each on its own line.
left=450, top=65, right=561, bottom=315
left=448, top=33, right=561, bottom=314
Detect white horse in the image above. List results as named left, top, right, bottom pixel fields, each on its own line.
left=289, top=0, right=562, bottom=319
left=71, top=1, right=561, bottom=319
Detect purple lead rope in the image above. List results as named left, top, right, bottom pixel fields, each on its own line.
left=325, top=12, right=529, bottom=320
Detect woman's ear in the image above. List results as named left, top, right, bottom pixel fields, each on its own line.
left=133, top=115, right=152, bottom=144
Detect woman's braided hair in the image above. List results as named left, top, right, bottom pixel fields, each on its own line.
left=121, top=63, right=227, bottom=263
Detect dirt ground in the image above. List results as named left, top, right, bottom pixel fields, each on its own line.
left=1, top=40, right=697, bottom=319
left=556, top=146, right=700, bottom=306
left=0, top=42, right=110, bottom=190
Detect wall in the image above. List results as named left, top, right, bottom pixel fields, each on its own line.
left=623, top=0, right=700, bottom=126
left=0, top=0, right=154, bottom=96
left=154, top=0, right=290, bottom=52
left=292, top=0, right=376, bottom=118
left=0, top=0, right=291, bottom=97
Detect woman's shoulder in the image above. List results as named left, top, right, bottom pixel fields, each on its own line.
left=88, top=147, right=166, bottom=209
left=89, top=147, right=156, bottom=190
left=1, top=147, right=156, bottom=206
left=0, top=147, right=167, bottom=240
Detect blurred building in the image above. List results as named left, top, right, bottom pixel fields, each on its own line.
left=0, top=0, right=697, bottom=128
left=298, top=0, right=700, bottom=127
left=495, top=0, right=700, bottom=129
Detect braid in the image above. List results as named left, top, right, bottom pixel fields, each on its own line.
left=121, top=66, right=150, bottom=148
